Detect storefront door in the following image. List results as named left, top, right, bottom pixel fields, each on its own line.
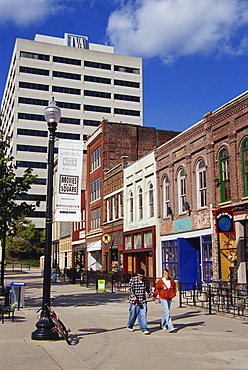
left=178, top=237, right=201, bottom=284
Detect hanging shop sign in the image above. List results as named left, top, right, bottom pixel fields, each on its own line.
left=102, top=233, right=112, bottom=244
left=215, top=210, right=235, bottom=233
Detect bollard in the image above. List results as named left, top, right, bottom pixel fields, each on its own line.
left=178, top=282, right=182, bottom=308
left=208, top=284, right=212, bottom=315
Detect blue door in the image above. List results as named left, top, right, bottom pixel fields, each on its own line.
left=178, top=238, right=200, bottom=284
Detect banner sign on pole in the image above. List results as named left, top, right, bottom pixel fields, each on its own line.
left=55, top=139, right=83, bottom=222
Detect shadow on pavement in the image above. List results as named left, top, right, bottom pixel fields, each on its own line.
left=25, top=291, right=129, bottom=308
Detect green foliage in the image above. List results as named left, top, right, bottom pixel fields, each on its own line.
left=0, top=133, right=38, bottom=239
left=6, top=218, right=44, bottom=260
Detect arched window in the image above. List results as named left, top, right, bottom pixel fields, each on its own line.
left=129, top=190, right=133, bottom=223
left=197, top=160, right=206, bottom=208
left=164, top=176, right=170, bottom=217
left=242, top=138, right=248, bottom=197
left=148, top=182, right=154, bottom=217
left=138, top=186, right=143, bottom=220
left=219, top=149, right=231, bottom=201
left=178, top=169, right=186, bottom=213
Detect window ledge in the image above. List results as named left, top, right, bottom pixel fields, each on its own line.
left=196, top=206, right=208, bottom=212
left=218, top=200, right=232, bottom=206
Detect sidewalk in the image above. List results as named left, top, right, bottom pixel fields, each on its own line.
left=1, top=269, right=248, bottom=370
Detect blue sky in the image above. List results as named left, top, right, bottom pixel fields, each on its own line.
left=1, top=0, right=248, bottom=132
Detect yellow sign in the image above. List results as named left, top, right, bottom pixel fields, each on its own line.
left=102, top=233, right=112, bottom=244
left=98, top=279, right=106, bottom=291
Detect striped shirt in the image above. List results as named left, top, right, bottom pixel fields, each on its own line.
left=128, top=276, right=153, bottom=304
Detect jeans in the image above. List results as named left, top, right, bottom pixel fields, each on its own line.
left=127, top=302, right=148, bottom=332
left=160, top=299, right=174, bottom=331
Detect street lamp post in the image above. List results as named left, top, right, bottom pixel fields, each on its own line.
left=32, top=98, right=61, bottom=341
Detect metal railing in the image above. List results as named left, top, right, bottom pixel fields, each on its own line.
left=58, top=268, right=132, bottom=292
left=5, top=261, right=33, bottom=271
left=179, top=281, right=248, bottom=317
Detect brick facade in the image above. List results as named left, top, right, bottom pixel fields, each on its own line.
left=155, top=91, right=248, bottom=283
left=86, top=120, right=180, bottom=271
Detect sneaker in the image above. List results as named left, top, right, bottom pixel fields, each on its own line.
left=143, top=330, right=150, bottom=335
left=127, top=327, right=135, bottom=332
left=162, top=327, right=167, bottom=331
left=169, top=328, right=176, bottom=333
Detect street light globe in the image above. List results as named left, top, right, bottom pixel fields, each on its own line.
left=44, top=98, right=61, bottom=123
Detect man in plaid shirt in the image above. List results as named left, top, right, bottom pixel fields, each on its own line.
left=127, top=268, right=153, bottom=335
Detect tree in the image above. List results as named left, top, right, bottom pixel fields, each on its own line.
left=0, top=132, right=38, bottom=291
left=6, top=218, right=44, bottom=261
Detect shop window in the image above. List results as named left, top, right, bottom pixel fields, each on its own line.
left=202, top=236, right=213, bottom=282
left=242, top=138, right=248, bottom=197
left=219, top=148, right=231, bottom=201
left=134, top=233, right=142, bottom=249
left=125, top=235, right=132, bottom=250
left=197, top=160, right=207, bottom=208
left=144, top=231, right=152, bottom=248
left=161, top=241, right=178, bottom=279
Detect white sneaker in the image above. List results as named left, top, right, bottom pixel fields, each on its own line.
left=169, top=328, right=176, bottom=333
left=127, top=327, right=135, bottom=332
left=143, top=330, right=150, bottom=335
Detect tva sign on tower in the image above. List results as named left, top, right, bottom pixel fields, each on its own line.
left=65, top=33, right=89, bottom=49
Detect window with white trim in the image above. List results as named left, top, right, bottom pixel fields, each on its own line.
left=197, top=160, right=206, bottom=208
left=91, top=178, right=100, bottom=201
left=91, top=147, right=101, bottom=171
left=148, top=182, right=154, bottom=217
left=91, top=207, right=100, bottom=229
left=129, top=190, right=133, bottom=223
left=138, top=186, right=143, bottom=220
left=178, top=169, right=186, bottom=213
left=164, top=176, right=169, bottom=217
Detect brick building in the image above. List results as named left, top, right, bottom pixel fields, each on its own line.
left=155, top=91, right=248, bottom=284
left=102, top=158, right=128, bottom=272
left=86, top=120, right=180, bottom=271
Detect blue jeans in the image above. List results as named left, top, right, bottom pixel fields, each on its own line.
left=160, top=299, right=174, bottom=331
left=127, top=302, right=148, bottom=332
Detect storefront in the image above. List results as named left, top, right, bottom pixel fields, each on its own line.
left=160, top=228, right=213, bottom=284
left=123, top=226, right=156, bottom=284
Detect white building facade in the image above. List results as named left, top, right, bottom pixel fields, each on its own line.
left=123, top=151, right=158, bottom=284
left=1, top=33, right=143, bottom=229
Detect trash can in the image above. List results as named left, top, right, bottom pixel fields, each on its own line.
left=51, top=268, right=57, bottom=283
left=10, top=282, right=26, bottom=309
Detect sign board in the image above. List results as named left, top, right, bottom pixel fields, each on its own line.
left=215, top=210, right=235, bottom=233
left=97, top=279, right=106, bottom=291
left=55, top=139, right=83, bottom=221
left=102, top=234, right=112, bottom=244
left=65, top=33, right=89, bottom=49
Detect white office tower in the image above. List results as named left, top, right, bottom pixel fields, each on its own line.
left=1, top=33, right=143, bottom=229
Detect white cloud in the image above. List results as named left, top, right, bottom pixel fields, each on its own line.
left=0, top=0, right=76, bottom=26
left=107, top=0, right=248, bottom=62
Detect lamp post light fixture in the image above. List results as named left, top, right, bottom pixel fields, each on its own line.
left=32, top=98, right=61, bottom=341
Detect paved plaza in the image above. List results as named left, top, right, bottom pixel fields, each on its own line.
left=1, top=268, right=248, bottom=370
